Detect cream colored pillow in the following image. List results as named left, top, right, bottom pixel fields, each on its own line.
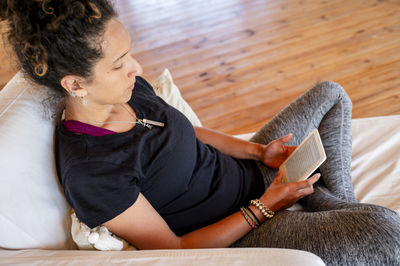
left=153, top=69, right=202, bottom=126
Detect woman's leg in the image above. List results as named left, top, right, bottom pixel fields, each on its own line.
left=250, top=81, right=356, bottom=203
left=236, top=81, right=400, bottom=264
left=232, top=204, right=400, bottom=265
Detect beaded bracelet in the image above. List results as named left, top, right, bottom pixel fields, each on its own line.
left=243, top=207, right=259, bottom=227
left=240, top=207, right=259, bottom=229
left=249, top=199, right=274, bottom=219
left=246, top=206, right=262, bottom=225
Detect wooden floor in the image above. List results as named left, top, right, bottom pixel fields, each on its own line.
left=0, top=21, right=18, bottom=90
left=1, top=0, right=399, bottom=135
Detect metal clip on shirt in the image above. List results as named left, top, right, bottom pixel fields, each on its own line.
left=136, top=118, right=165, bottom=129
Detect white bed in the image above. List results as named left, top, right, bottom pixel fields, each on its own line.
left=0, top=70, right=398, bottom=265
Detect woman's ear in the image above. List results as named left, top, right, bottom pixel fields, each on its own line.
left=60, top=75, right=87, bottom=97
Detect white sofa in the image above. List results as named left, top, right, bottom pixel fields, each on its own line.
left=0, top=70, right=399, bottom=265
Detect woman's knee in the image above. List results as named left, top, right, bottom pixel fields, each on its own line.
left=325, top=206, right=400, bottom=264
left=355, top=204, right=400, bottom=239
left=311, top=81, right=352, bottom=107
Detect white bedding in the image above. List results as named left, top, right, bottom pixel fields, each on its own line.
left=351, top=115, right=400, bottom=213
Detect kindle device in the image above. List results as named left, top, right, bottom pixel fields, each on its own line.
left=280, top=129, right=326, bottom=183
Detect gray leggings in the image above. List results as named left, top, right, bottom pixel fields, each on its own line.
left=232, top=82, right=400, bottom=265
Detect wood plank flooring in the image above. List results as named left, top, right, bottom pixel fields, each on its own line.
left=115, top=0, right=400, bottom=134
left=0, top=21, right=18, bottom=89
left=1, top=0, right=399, bottom=135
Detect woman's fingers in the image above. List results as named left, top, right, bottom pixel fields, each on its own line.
left=278, top=133, right=293, bottom=144
left=307, top=173, right=321, bottom=185
left=276, top=134, right=296, bottom=156
left=262, top=172, right=321, bottom=212
left=287, top=145, right=297, bottom=155
left=294, top=173, right=321, bottom=196
left=273, top=171, right=284, bottom=184
left=297, top=173, right=320, bottom=188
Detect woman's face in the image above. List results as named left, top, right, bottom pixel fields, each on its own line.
left=80, top=18, right=143, bottom=106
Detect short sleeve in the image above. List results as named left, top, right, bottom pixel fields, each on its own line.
left=135, top=76, right=157, bottom=97
left=63, top=161, right=140, bottom=228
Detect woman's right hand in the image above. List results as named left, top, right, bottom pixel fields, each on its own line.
left=259, top=171, right=321, bottom=212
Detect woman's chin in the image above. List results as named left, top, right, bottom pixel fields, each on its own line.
left=123, top=90, right=133, bottom=101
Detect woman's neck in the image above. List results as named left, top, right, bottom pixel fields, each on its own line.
left=64, top=97, right=117, bottom=127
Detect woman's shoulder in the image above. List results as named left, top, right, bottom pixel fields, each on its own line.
left=130, top=76, right=172, bottom=116
left=135, top=76, right=157, bottom=96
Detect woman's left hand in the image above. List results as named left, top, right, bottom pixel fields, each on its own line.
left=260, top=134, right=297, bottom=168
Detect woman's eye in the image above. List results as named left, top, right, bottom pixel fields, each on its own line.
left=114, top=64, right=123, bottom=70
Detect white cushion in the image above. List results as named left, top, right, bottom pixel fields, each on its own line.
left=0, top=248, right=325, bottom=266
left=0, top=72, right=74, bottom=249
left=351, top=115, right=400, bottom=213
left=152, top=69, right=202, bottom=126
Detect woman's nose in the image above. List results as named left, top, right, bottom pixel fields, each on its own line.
left=127, top=55, right=143, bottom=78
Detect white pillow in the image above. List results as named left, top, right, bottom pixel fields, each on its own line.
left=0, top=69, right=199, bottom=250
left=153, top=69, right=202, bottom=127
left=0, top=72, right=74, bottom=249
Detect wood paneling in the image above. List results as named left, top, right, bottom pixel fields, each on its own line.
left=1, top=0, right=399, bottom=135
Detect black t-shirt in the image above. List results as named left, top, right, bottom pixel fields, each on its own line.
left=55, top=77, right=264, bottom=236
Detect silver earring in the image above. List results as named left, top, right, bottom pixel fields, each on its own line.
left=81, top=96, right=88, bottom=106
left=69, top=91, right=76, bottom=97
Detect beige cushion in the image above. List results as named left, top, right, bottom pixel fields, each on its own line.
left=351, top=115, right=400, bottom=213
left=0, top=248, right=326, bottom=266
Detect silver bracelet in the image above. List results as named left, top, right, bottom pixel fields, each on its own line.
left=249, top=199, right=274, bottom=219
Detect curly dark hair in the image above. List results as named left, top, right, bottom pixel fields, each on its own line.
left=0, top=0, right=116, bottom=94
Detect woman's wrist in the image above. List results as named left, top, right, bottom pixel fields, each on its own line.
left=248, top=142, right=265, bottom=161
left=248, top=205, right=266, bottom=223
left=250, top=199, right=275, bottom=219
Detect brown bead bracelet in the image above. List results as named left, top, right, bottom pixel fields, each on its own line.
left=249, top=199, right=274, bottom=219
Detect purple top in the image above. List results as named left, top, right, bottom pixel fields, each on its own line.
left=63, top=120, right=116, bottom=136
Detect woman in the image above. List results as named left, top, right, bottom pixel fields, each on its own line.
left=1, top=1, right=399, bottom=264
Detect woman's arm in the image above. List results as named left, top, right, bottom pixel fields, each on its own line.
left=103, top=173, right=320, bottom=250
left=194, top=126, right=296, bottom=168
left=194, top=126, right=263, bottom=160
left=103, top=193, right=252, bottom=249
